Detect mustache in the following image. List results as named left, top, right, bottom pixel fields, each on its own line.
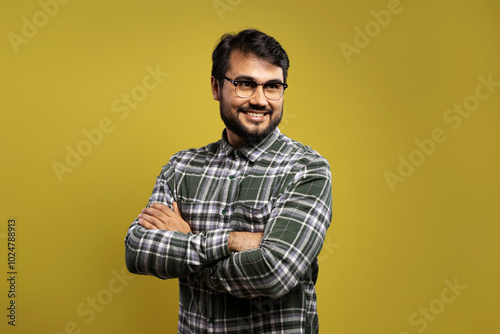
left=237, top=106, right=273, bottom=115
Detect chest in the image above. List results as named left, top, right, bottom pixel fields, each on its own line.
left=175, top=156, right=294, bottom=233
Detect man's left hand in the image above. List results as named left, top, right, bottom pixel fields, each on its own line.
left=138, top=202, right=191, bottom=233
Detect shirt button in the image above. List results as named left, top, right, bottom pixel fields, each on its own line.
left=229, top=175, right=235, bottom=180
left=222, top=209, right=226, bottom=215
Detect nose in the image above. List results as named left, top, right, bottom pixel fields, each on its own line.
left=248, top=85, right=269, bottom=107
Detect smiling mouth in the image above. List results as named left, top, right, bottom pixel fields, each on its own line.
left=245, top=111, right=266, bottom=118
left=239, top=108, right=272, bottom=119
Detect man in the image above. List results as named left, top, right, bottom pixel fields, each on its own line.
left=124, top=29, right=332, bottom=333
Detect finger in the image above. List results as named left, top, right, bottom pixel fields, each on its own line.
left=150, top=202, right=175, bottom=217
left=173, top=202, right=182, bottom=217
left=138, top=213, right=166, bottom=229
left=138, top=218, right=158, bottom=230
left=142, top=207, right=169, bottom=221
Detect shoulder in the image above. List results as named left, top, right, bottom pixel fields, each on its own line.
left=271, top=132, right=330, bottom=171
left=268, top=132, right=332, bottom=200
left=161, top=139, right=221, bottom=172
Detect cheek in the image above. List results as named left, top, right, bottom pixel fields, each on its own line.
left=221, top=96, right=236, bottom=112
left=271, top=102, right=283, bottom=114
left=222, top=94, right=245, bottom=110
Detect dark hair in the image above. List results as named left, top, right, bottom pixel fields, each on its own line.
left=211, top=29, right=290, bottom=87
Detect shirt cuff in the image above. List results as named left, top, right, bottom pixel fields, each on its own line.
left=203, top=228, right=232, bottom=263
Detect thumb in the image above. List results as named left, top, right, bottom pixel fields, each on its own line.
left=173, top=202, right=182, bottom=217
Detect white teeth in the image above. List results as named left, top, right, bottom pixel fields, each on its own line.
left=246, top=112, right=264, bottom=117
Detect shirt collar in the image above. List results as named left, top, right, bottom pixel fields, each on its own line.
left=219, top=128, right=281, bottom=162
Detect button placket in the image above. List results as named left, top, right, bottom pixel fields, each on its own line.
left=221, top=153, right=242, bottom=222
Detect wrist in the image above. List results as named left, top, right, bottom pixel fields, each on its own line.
left=228, top=232, right=237, bottom=252
left=228, top=231, right=263, bottom=252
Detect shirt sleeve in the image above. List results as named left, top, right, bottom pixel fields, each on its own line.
left=197, top=156, right=333, bottom=299
left=124, top=160, right=233, bottom=279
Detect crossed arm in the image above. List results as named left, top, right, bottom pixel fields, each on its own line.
left=137, top=202, right=263, bottom=252
left=125, top=157, right=332, bottom=298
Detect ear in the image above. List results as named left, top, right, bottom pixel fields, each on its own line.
left=210, top=76, right=220, bottom=101
left=211, top=76, right=220, bottom=101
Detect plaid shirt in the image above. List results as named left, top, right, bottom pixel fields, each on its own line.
left=125, top=128, right=332, bottom=333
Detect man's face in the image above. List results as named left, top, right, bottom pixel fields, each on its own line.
left=211, top=50, right=284, bottom=146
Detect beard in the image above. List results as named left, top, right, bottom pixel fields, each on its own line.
left=219, top=96, right=283, bottom=144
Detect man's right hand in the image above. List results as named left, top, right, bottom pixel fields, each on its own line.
left=138, top=202, right=191, bottom=234
left=228, top=232, right=264, bottom=252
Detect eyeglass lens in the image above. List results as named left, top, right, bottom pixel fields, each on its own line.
left=235, top=82, right=284, bottom=100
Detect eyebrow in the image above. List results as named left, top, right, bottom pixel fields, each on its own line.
left=233, top=75, right=284, bottom=83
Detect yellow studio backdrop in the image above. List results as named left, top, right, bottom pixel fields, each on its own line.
left=1, top=0, right=499, bottom=333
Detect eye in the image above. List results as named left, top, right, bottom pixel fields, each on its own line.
left=238, top=81, right=256, bottom=88
left=266, top=83, right=280, bottom=90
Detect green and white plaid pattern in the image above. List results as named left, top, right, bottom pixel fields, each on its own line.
left=125, top=128, right=332, bottom=333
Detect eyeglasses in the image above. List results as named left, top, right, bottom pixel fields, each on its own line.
left=224, top=76, right=288, bottom=101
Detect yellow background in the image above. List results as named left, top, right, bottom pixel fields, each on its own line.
left=1, top=0, right=499, bottom=333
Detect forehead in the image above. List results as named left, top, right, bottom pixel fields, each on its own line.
left=227, top=50, right=284, bottom=82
